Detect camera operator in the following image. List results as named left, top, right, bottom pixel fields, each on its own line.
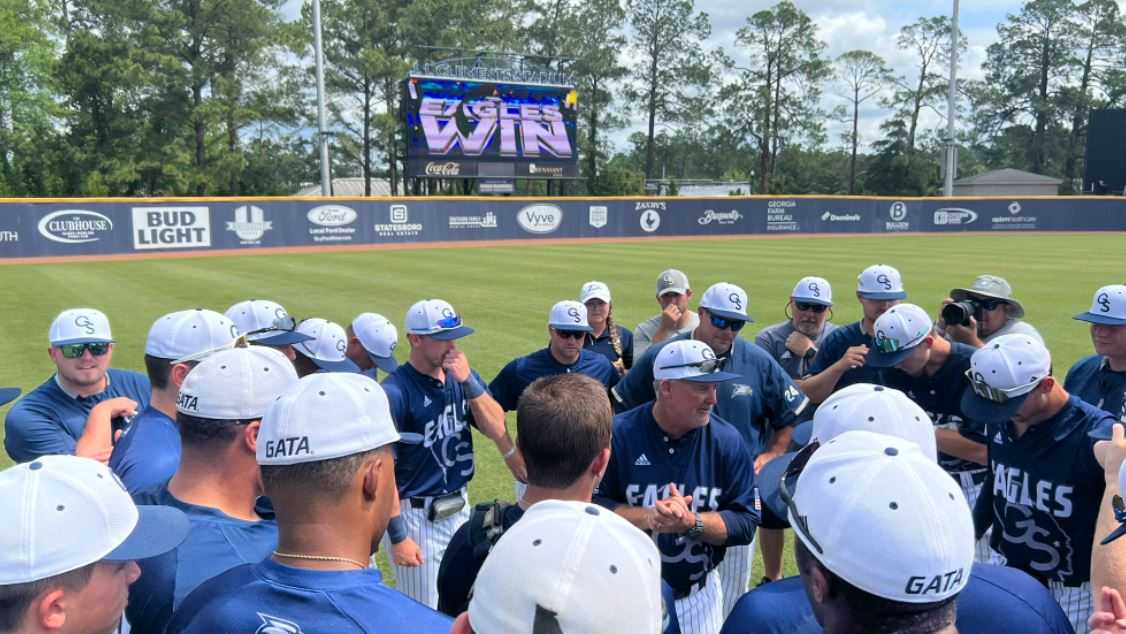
left=938, top=275, right=1043, bottom=349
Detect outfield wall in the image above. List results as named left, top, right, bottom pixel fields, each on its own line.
left=1, top=196, right=1122, bottom=259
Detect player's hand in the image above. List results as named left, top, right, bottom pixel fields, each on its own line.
left=660, top=303, right=683, bottom=330
left=94, top=397, right=139, bottom=421
left=651, top=484, right=695, bottom=533
left=504, top=448, right=528, bottom=483
left=1090, top=586, right=1126, bottom=633
left=754, top=451, right=781, bottom=475
left=1095, top=423, right=1126, bottom=487
left=785, top=331, right=814, bottom=358
left=833, top=345, right=869, bottom=371
left=442, top=349, right=471, bottom=383
left=78, top=446, right=115, bottom=464
left=392, top=537, right=424, bottom=567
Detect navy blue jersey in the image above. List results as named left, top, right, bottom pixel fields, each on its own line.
left=4, top=369, right=151, bottom=462
left=167, top=558, right=452, bottom=633
left=720, top=564, right=1072, bottom=634
left=886, top=342, right=988, bottom=474
left=612, top=334, right=807, bottom=456
left=128, top=484, right=278, bottom=633
left=987, top=395, right=1114, bottom=585
left=586, top=325, right=634, bottom=369
left=382, top=363, right=485, bottom=498
left=1065, top=354, right=1126, bottom=422
left=109, top=405, right=180, bottom=494
left=594, top=404, right=759, bottom=595
left=489, top=347, right=619, bottom=412
left=806, top=321, right=885, bottom=389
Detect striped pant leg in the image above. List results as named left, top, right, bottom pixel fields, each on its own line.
left=674, top=570, right=724, bottom=634
left=717, top=539, right=753, bottom=618
left=386, top=492, right=472, bottom=608
left=1049, top=581, right=1092, bottom=634
left=956, top=470, right=993, bottom=563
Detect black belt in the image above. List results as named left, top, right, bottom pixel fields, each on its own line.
left=672, top=577, right=707, bottom=600
left=408, top=490, right=463, bottom=509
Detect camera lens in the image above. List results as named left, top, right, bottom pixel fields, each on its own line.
left=941, top=301, right=975, bottom=326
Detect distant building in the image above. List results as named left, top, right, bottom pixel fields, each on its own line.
left=294, top=177, right=393, bottom=197
left=952, top=168, right=1062, bottom=196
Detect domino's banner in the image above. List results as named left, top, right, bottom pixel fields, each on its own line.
left=1, top=196, right=1124, bottom=259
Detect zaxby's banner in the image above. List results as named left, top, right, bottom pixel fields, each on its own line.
left=1, top=196, right=1123, bottom=259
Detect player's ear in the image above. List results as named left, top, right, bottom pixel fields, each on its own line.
left=243, top=420, right=261, bottom=452
left=1040, top=377, right=1056, bottom=393
left=590, top=447, right=611, bottom=480
left=36, top=587, right=68, bottom=629
left=361, top=451, right=384, bottom=503
left=170, top=362, right=192, bottom=388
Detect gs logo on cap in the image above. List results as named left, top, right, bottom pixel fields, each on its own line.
left=728, top=292, right=743, bottom=311
left=567, top=306, right=582, bottom=323
left=1098, top=292, right=1112, bottom=313
left=335, top=338, right=346, bottom=354
left=74, top=314, right=96, bottom=335
left=700, top=346, right=717, bottom=361
left=876, top=274, right=893, bottom=290
left=440, top=306, right=455, bottom=319
left=808, top=282, right=821, bottom=297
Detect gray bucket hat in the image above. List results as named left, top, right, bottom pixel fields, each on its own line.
left=950, top=275, right=1025, bottom=318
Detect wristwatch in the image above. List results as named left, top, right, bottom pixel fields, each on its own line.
left=686, top=512, right=704, bottom=539
left=803, top=346, right=818, bottom=361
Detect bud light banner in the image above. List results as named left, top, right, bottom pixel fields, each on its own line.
left=1, top=196, right=1125, bottom=259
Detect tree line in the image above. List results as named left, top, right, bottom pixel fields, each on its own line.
left=1, top=0, right=1122, bottom=197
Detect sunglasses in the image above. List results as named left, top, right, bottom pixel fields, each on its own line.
left=436, top=314, right=462, bottom=330
left=794, top=302, right=828, bottom=313
left=244, top=315, right=299, bottom=339
left=708, top=314, right=746, bottom=332
left=977, top=299, right=1006, bottom=311
left=778, top=441, right=823, bottom=554
left=657, top=357, right=723, bottom=374
left=553, top=329, right=586, bottom=340
left=58, top=342, right=110, bottom=359
left=964, top=369, right=1041, bottom=404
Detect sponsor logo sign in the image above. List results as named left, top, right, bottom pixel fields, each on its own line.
left=698, top=209, right=744, bottom=225
left=640, top=209, right=661, bottom=232
left=0, top=231, right=17, bottom=242
left=886, top=201, right=910, bottom=231
left=425, top=161, right=462, bottom=177
left=448, top=212, right=498, bottom=230
left=517, top=204, right=563, bottom=234
left=226, top=205, right=273, bottom=244
left=132, top=207, right=211, bottom=250
left=38, top=210, right=114, bottom=244
left=766, top=199, right=798, bottom=232
left=820, top=211, right=862, bottom=222
left=528, top=163, right=564, bottom=176
left=932, top=208, right=978, bottom=226
left=991, top=201, right=1037, bottom=230
left=635, top=201, right=667, bottom=211
left=588, top=205, right=608, bottom=229
left=306, top=205, right=357, bottom=243
left=375, top=204, right=423, bottom=237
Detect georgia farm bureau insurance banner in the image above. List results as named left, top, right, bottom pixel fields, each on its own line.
left=0, top=197, right=1123, bottom=258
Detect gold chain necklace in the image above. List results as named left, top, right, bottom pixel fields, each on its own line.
left=273, top=551, right=368, bottom=569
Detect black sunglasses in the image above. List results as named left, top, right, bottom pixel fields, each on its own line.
left=553, top=329, right=586, bottom=340
left=778, top=441, right=823, bottom=555
left=794, top=302, right=828, bottom=313
left=657, top=357, right=723, bottom=374
left=977, top=299, right=1006, bottom=311
left=58, top=342, right=110, bottom=359
left=708, top=313, right=746, bottom=332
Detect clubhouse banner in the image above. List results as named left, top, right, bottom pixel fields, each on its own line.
left=0, top=196, right=1122, bottom=259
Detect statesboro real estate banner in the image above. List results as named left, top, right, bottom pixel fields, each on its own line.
left=0, top=197, right=1121, bottom=258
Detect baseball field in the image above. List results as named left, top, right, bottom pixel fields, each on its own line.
left=1, top=231, right=1122, bottom=580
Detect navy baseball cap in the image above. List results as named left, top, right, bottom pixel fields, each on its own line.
left=960, top=335, right=1051, bottom=423
left=653, top=340, right=740, bottom=383
left=866, top=304, right=933, bottom=368
left=405, top=299, right=475, bottom=341
left=1074, top=284, right=1126, bottom=326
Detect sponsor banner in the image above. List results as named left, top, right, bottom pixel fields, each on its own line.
left=448, top=212, right=499, bottom=230
left=226, top=205, right=273, bottom=245
left=374, top=204, right=424, bottom=238
left=306, top=204, right=359, bottom=243
left=989, top=201, right=1038, bottom=230
left=38, top=209, right=114, bottom=245
left=885, top=201, right=910, bottom=232
left=766, top=200, right=799, bottom=232
left=132, top=207, right=211, bottom=250
left=517, top=203, right=564, bottom=234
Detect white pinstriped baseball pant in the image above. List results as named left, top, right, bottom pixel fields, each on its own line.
left=379, top=489, right=470, bottom=609
left=675, top=569, right=724, bottom=634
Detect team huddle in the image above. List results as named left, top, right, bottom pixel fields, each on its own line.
left=1, top=265, right=1126, bottom=634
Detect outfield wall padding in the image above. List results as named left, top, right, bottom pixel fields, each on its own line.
left=0, top=196, right=1121, bottom=258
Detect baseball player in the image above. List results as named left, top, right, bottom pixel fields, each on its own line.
left=5, top=308, right=150, bottom=463
left=596, top=339, right=759, bottom=634
left=963, top=334, right=1116, bottom=633
left=612, top=282, right=808, bottom=614
left=292, top=317, right=360, bottom=376
left=728, top=383, right=1073, bottom=634
left=755, top=276, right=839, bottom=381
left=634, top=269, right=700, bottom=359
left=798, top=264, right=907, bottom=404
left=167, top=373, right=453, bottom=633
left=580, top=280, right=634, bottom=372
left=128, top=346, right=299, bottom=634
left=224, top=299, right=313, bottom=360
left=1066, top=284, right=1126, bottom=423
left=381, top=298, right=524, bottom=608
left=108, top=309, right=239, bottom=494
left=489, top=300, right=618, bottom=412
left=346, top=312, right=400, bottom=379
left=866, top=303, right=993, bottom=561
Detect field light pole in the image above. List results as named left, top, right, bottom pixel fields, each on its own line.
left=313, top=0, right=331, bottom=196
left=944, top=0, right=960, bottom=197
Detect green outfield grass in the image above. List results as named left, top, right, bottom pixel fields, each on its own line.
left=1, top=232, right=1122, bottom=582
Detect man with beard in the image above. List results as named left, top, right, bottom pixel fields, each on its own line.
left=755, top=277, right=839, bottom=382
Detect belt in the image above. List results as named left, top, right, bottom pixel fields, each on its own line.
left=408, top=490, right=464, bottom=509
left=672, top=577, right=707, bottom=600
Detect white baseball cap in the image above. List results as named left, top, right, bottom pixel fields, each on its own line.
left=857, top=264, right=907, bottom=300
left=656, top=269, right=690, bottom=297
left=653, top=340, right=740, bottom=383
left=0, top=455, right=189, bottom=585
left=791, top=276, right=833, bottom=306
left=580, top=280, right=612, bottom=304
left=549, top=300, right=592, bottom=333
left=224, top=299, right=313, bottom=346
left=960, top=334, right=1051, bottom=423
left=258, top=373, right=401, bottom=466
left=351, top=313, right=399, bottom=373
left=1102, top=460, right=1126, bottom=544
left=176, top=346, right=299, bottom=419
left=469, top=500, right=664, bottom=634
left=404, top=299, right=474, bottom=340
left=1075, top=284, right=1126, bottom=326
left=699, top=282, right=752, bottom=322
left=293, top=318, right=360, bottom=373
left=867, top=304, right=934, bottom=368
left=762, top=383, right=937, bottom=521
left=787, top=430, right=974, bottom=603
left=48, top=308, right=113, bottom=346
left=145, top=309, right=239, bottom=360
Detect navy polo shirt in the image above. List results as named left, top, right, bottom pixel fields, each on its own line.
left=489, top=347, right=618, bottom=412
left=109, top=405, right=181, bottom=494
left=1065, top=354, right=1126, bottom=422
